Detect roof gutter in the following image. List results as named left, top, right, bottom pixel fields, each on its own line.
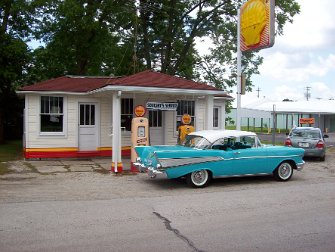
left=90, top=85, right=233, bottom=98
left=16, top=91, right=88, bottom=96
left=16, top=86, right=233, bottom=100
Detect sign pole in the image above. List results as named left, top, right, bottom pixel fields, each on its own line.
left=236, top=8, right=242, bottom=131
left=272, top=104, right=276, bottom=145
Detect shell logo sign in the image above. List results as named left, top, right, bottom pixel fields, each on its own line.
left=181, top=114, right=192, bottom=125
left=134, top=105, right=146, bottom=117
left=240, top=0, right=275, bottom=52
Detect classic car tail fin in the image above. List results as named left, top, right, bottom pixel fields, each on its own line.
left=134, top=146, right=149, bottom=158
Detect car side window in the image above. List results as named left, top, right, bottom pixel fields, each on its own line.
left=232, top=136, right=255, bottom=149
left=212, top=136, right=259, bottom=150
left=232, top=141, right=252, bottom=150
left=212, top=138, right=233, bottom=151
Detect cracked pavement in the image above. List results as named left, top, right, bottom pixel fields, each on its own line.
left=1, top=154, right=335, bottom=251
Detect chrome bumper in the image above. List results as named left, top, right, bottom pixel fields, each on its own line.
left=133, top=160, right=166, bottom=178
left=147, top=167, right=166, bottom=179
left=296, top=161, right=305, bottom=171
left=133, top=162, right=147, bottom=173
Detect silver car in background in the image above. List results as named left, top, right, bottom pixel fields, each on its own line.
left=284, top=127, right=328, bottom=161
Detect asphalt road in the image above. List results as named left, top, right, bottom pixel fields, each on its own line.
left=1, top=157, right=335, bottom=252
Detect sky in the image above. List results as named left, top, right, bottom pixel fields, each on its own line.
left=243, top=0, right=335, bottom=105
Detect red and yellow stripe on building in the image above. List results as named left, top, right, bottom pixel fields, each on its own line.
left=24, top=146, right=131, bottom=159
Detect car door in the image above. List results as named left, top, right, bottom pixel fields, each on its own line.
left=209, top=138, right=235, bottom=176
left=229, top=146, right=269, bottom=175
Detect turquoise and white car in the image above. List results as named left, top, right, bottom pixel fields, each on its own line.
left=134, top=130, right=305, bottom=188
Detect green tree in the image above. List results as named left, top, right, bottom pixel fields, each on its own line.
left=0, top=0, right=39, bottom=142
left=136, top=0, right=299, bottom=84
left=32, top=0, right=137, bottom=78
left=31, top=0, right=300, bottom=83
left=191, top=0, right=300, bottom=91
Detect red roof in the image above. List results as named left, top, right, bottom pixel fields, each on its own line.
left=19, top=70, right=230, bottom=96
left=19, top=76, right=113, bottom=93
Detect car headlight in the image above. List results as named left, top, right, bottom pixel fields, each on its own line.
left=156, top=163, right=162, bottom=169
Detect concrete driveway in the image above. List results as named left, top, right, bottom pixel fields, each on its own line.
left=4, top=157, right=132, bottom=175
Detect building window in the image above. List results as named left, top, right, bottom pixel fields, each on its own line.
left=213, top=107, right=219, bottom=128
left=121, top=98, right=133, bottom=131
left=80, top=104, right=95, bottom=126
left=176, top=100, right=195, bottom=130
left=149, top=110, right=162, bottom=127
left=40, top=96, right=64, bottom=132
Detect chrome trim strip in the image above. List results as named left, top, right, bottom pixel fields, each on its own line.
left=158, top=156, right=224, bottom=169
left=265, top=154, right=302, bottom=158
left=213, top=173, right=271, bottom=178
left=157, top=153, right=303, bottom=169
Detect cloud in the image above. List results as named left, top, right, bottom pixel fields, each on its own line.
left=258, top=52, right=335, bottom=82
left=273, top=85, right=304, bottom=101
left=277, top=0, right=335, bottom=50
left=270, top=82, right=335, bottom=101
left=310, top=82, right=335, bottom=99
left=244, top=0, right=335, bottom=104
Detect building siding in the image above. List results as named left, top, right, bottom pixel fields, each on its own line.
left=23, top=93, right=226, bottom=158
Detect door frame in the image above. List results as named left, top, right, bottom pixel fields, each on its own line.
left=149, top=109, right=164, bottom=145
left=78, top=102, right=100, bottom=151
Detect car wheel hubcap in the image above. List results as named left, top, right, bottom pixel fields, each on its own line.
left=191, top=170, right=208, bottom=186
left=279, top=163, right=292, bottom=179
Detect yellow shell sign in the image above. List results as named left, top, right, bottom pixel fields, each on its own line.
left=240, top=0, right=275, bottom=52
left=134, top=105, right=146, bottom=117
left=181, top=114, right=192, bottom=125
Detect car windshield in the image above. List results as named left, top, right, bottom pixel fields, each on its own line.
left=290, top=129, right=321, bottom=138
left=183, top=135, right=211, bottom=149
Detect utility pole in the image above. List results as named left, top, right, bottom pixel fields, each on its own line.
left=305, top=86, right=311, bottom=101
left=132, top=6, right=138, bottom=74
left=256, top=87, right=262, bottom=98
left=236, top=8, right=242, bottom=130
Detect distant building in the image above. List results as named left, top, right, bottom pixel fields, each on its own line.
left=229, top=100, right=335, bottom=133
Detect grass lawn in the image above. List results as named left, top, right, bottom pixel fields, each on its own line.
left=0, top=140, right=23, bottom=174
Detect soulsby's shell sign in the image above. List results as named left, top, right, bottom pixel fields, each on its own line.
left=240, top=0, right=275, bottom=52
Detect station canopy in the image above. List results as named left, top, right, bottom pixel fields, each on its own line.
left=242, top=99, right=335, bottom=114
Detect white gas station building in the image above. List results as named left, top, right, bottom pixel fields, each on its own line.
left=18, top=70, right=233, bottom=171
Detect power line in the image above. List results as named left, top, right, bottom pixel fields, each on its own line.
left=305, top=86, right=311, bottom=101
left=256, top=86, right=261, bottom=98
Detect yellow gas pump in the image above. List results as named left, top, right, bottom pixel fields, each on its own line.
left=178, top=114, right=195, bottom=145
left=130, top=106, right=149, bottom=172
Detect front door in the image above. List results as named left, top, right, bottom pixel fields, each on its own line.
left=79, top=103, right=98, bottom=151
left=149, top=110, right=164, bottom=145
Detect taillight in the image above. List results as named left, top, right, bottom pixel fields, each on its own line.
left=284, top=138, right=292, bottom=146
left=316, top=140, right=325, bottom=149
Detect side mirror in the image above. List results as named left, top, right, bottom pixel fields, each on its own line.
left=323, top=134, right=329, bottom=138
left=285, top=132, right=289, bottom=136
